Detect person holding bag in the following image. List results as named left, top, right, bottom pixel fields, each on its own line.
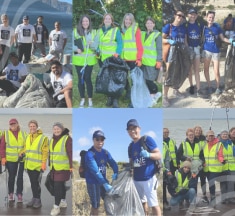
left=49, top=122, right=72, bottom=216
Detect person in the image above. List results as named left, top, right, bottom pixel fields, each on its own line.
left=49, top=122, right=72, bottom=216
left=127, top=119, right=161, bottom=216
left=0, top=14, right=15, bottom=74
left=96, top=13, right=123, bottom=108
left=15, top=15, right=37, bottom=63
left=185, top=8, right=204, bottom=97
left=202, top=11, right=234, bottom=95
left=229, top=127, right=235, bottom=144
left=85, top=130, right=118, bottom=216
left=32, top=15, right=49, bottom=57
left=219, top=130, right=235, bottom=204
left=49, top=21, right=67, bottom=63
left=0, top=118, right=27, bottom=202
left=162, top=10, right=187, bottom=107
left=50, top=60, right=72, bottom=108
left=141, top=17, right=162, bottom=105
left=0, top=52, right=28, bottom=96
left=193, top=126, right=208, bottom=203
left=21, top=120, right=49, bottom=208
left=73, top=15, right=97, bottom=108
left=223, top=14, right=235, bottom=37
left=121, top=13, right=143, bottom=108
left=168, top=161, right=196, bottom=208
left=163, top=128, right=179, bottom=210
left=203, top=130, right=225, bottom=206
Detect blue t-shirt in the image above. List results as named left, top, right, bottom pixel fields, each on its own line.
left=128, top=136, right=157, bottom=181
left=85, top=147, right=118, bottom=184
left=162, top=23, right=186, bottom=44
left=203, top=23, right=223, bottom=53
left=185, top=21, right=204, bottom=47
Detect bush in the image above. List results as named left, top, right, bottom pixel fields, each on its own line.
left=205, top=5, right=215, bottom=10
left=227, top=5, right=235, bottom=10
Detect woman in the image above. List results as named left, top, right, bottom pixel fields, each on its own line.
left=96, top=13, right=123, bottom=108
left=24, top=120, right=48, bottom=208
left=202, top=11, right=233, bottom=95
left=49, top=122, right=72, bottom=216
left=162, top=10, right=187, bottom=107
left=73, top=15, right=97, bottom=108
left=0, top=119, right=27, bottom=202
left=121, top=13, right=143, bottom=108
left=141, top=17, right=162, bottom=105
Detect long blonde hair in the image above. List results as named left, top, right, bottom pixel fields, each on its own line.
left=121, top=13, right=136, bottom=30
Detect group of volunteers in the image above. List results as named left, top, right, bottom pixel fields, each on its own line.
left=163, top=126, right=235, bottom=210
left=0, top=119, right=72, bottom=216
left=162, top=8, right=235, bottom=107
left=73, top=13, right=162, bottom=108
left=82, top=119, right=162, bottom=215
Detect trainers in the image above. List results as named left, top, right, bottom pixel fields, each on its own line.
left=189, top=86, right=194, bottom=94
left=26, top=198, right=35, bottom=207
left=79, top=99, right=85, bottom=108
left=51, top=205, right=60, bottom=216
left=201, top=196, right=209, bottom=203
left=33, top=198, right=42, bottom=208
left=17, top=194, right=23, bottom=203
left=163, top=96, right=170, bottom=108
left=8, top=193, right=14, bottom=201
left=88, top=99, right=93, bottom=108
left=215, top=88, right=222, bottom=95
left=59, top=199, right=67, bottom=208
left=172, top=89, right=185, bottom=98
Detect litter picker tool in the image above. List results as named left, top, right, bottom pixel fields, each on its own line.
left=80, top=44, right=89, bottom=84
left=209, top=107, right=215, bottom=130
left=226, top=108, right=230, bottom=131
left=95, top=0, right=108, bottom=14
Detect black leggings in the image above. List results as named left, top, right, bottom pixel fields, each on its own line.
left=27, top=170, right=41, bottom=199
left=18, top=43, right=32, bottom=63
left=54, top=181, right=66, bottom=206
left=0, top=80, right=18, bottom=96
left=146, top=80, right=158, bottom=94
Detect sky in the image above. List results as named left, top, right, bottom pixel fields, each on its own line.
left=73, top=109, right=163, bottom=163
left=59, top=0, right=72, bottom=4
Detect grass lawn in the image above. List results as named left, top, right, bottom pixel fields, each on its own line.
left=72, top=64, right=162, bottom=108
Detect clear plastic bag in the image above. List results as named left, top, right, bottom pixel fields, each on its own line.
left=104, top=170, right=145, bottom=216
left=130, top=67, right=153, bottom=108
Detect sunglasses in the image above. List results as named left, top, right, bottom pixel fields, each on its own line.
left=95, top=138, right=104, bottom=142
left=176, top=14, right=185, bottom=19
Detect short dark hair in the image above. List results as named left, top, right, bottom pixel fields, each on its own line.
left=37, top=15, right=43, bottom=19
left=207, top=11, right=215, bottom=16
left=50, top=60, right=62, bottom=67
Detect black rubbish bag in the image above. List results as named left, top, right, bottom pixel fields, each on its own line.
left=104, top=170, right=145, bottom=216
left=224, top=44, right=235, bottom=90
left=95, top=56, right=129, bottom=97
left=165, top=44, right=191, bottom=89
left=45, top=171, right=54, bottom=196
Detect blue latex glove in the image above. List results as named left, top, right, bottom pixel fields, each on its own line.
left=140, top=147, right=150, bottom=158
left=167, top=39, right=176, bottom=45
left=112, top=173, right=118, bottom=180
left=229, top=38, right=233, bottom=44
left=103, top=183, right=113, bottom=192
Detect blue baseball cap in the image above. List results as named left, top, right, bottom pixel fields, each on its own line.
left=126, top=119, right=140, bottom=130
left=188, top=8, right=197, bottom=14
left=93, top=130, right=105, bottom=139
left=23, top=15, right=29, bottom=20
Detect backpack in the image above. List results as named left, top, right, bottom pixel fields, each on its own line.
left=78, top=148, right=109, bottom=178
left=128, top=135, right=162, bottom=174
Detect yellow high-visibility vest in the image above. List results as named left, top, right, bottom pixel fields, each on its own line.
left=163, top=139, right=177, bottom=167
left=222, top=144, right=235, bottom=171
left=175, top=170, right=189, bottom=192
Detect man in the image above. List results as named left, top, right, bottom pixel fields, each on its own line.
left=50, top=60, right=72, bottom=108
left=85, top=130, right=118, bottom=216
left=0, top=14, right=15, bottom=74
left=49, top=22, right=67, bottom=63
left=32, top=16, right=49, bottom=57
left=0, top=52, right=28, bottom=96
left=163, top=128, right=179, bottom=210
left=127, top=119, right=161, bottom=216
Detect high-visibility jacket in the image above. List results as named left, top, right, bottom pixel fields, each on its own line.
left=121, top=24, right=138, bottom=61
left=25, top=134, right=47, bottom=171
left=203, top=142, right=223, bottom=172
left=222, top=144, right=235, bottom=171
left=182, top=141, right=201, bottom=160
left=163, top=139, right=177, bottom=167
left=49, top=135, right=69, bottom=171
left=141, top=31, right=160, bottom=66
left=5, top=130, right=27, bottom=162
left=72, top=28, right=97, bottom=66
left=175, top=170, right=189, bottom=193
left=98, top=27, right=118, bottom=62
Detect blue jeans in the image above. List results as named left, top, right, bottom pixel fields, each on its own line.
left=170, top=188, right=196, bottom=206
left=6, top=161, right=24, bottom=195
left=86, top=184, right=105, bottom=208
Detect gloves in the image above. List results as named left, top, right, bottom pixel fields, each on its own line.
left=140, top=147, right=150, bottom=158
left=103, top=183, right=113, bottom=193
left=112, top=173, right=118, bottom=180
left=135, top=60, right=142, bottom=67
left=113, top=53, right=119, bottom=58
left=229, top=38, right=235, bottom=46
left=222, top=160, right=227, bottom=165
left=1, top=157, right=6, bottom=166
left=167, top=39, right=176, bottom=45
left=41, top=162, right=46, bottom=171
left=155, top=61, right=161, bottom=69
